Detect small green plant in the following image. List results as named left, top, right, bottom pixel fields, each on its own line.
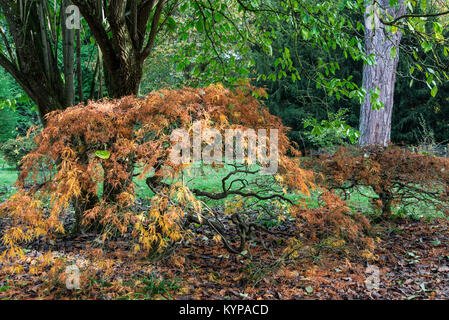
left=412, top=114, right=448, bottom=157
left=414, top=113, right=436, bottom=148
left=139, top=274, right=182, bottom=299
left=0, top=131, right=38, bottom=168
left=303, top=109, right=359, bottom=152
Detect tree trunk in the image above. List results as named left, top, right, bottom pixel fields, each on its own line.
left=76, top=27, right=84, bottom=103
left=72, top=0, right=166, bottom=98
left=0, top=0, right=87, bottom=123
left=90, top=54, right=100, bottom=99
left=359, top=0, right=406, bottom=146
left=37, top=0, right=51, bottom=83
left=62, top=0, right=75, bottom=106
left=103, top=58, right=143, bottom=98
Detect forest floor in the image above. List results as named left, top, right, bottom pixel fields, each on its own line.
left=1, top=217, right=448, bottom=300
left=1, top=158, right=448, bottom=300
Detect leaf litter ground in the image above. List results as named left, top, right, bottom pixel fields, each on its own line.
left=0, top=218, right=448, bottom=300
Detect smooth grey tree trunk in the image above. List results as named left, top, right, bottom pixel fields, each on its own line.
left=359, top=0, right=406, bottom=146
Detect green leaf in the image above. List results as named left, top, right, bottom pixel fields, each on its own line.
left=166, top=17, right=177, bottom=32
left=433, top=22, right=442, bottom=34
left=390, top=46, right=397, bottom=59
left=431, top=86, right=438, bottom=97
left=305, top=286, right=313, bottom=293
left=0, top=286, right=11, bottom=293
left=301, top=29, right=310, bottom=40
left=195, top=20, right=204, bottom=33
left=95, top=150, right=111, bottom=160
left=444, top=47, right=449, bottom=57
left=420, top=0, right=427, bottom=12
left=389, top=0, right=398, bottom=6
left=291, top=73, right=297, bottom=82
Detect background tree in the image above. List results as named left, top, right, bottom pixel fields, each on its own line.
left=62, top=0, right=76, bottom=106
left=0, top=0, right=87, bottom=122
left=359, top=0, right=449, bottom=146
left=71, top=0, right=270, bottom=97
left=359, top=0, right=406, bottom=146
left=251, top=10, right=363, bottom=151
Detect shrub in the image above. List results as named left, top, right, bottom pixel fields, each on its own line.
left=0, top=129, right=38, bottom=168
left=0, top=84, right=318, bottom=262
left=310, top=146, right=449, bottom=219
left=294, top=191, right=370, bottom=242
left=303, top=109, right=359, bottom=153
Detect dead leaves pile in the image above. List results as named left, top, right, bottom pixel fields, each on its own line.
left=1, top=219, right=448, bottom=300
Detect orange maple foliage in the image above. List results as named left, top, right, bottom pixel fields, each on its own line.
left=310, top=146, right=449, bottom=217
left=0, top=84, right=319, bottom=262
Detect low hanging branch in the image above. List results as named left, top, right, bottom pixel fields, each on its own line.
left=146, top=165, right=295, bottom=205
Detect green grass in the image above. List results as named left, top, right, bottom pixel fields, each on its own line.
left=0, top=156, right=446, bottom=222
left=0, top=157, right=18, bottom=201
left=342, top=186, right=447, bottom=221
left=133, top=163, right=277, bottom=206
left=0, top=157, right=18, bottom=184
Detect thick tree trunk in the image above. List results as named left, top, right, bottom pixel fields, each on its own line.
left=103, top=58, right=143, bottom=98
left=72, top=0, right=165, bottom=98
left=359, top=0, right=406, bottom=146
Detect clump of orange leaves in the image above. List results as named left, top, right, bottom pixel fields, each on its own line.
left=0, top=83, right=371, bottom=268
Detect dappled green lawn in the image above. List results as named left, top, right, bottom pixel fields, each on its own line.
left=133, top=163, right=278, bottom=205
left=130, top=163, right=449, bottom=221
left=0, top=157, right=446, bottom=221
left=344, top=186, right=447, bottom=221
left=0, top=158, right=18, bottom=202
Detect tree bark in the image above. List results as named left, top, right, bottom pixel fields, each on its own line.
left=37, top=0, right=52, bottom=83
left=359, top=0, right=406, bottom=146
left=0, top=0, right=87, bottom=123
left=62, top=0, right=75, bottom=106
left=76, top=28, right=84, bottom=103
left=72, top=0, right=166, bottom=97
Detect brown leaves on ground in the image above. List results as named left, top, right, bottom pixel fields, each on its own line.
left=1, top=218, right=448, bottom=300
